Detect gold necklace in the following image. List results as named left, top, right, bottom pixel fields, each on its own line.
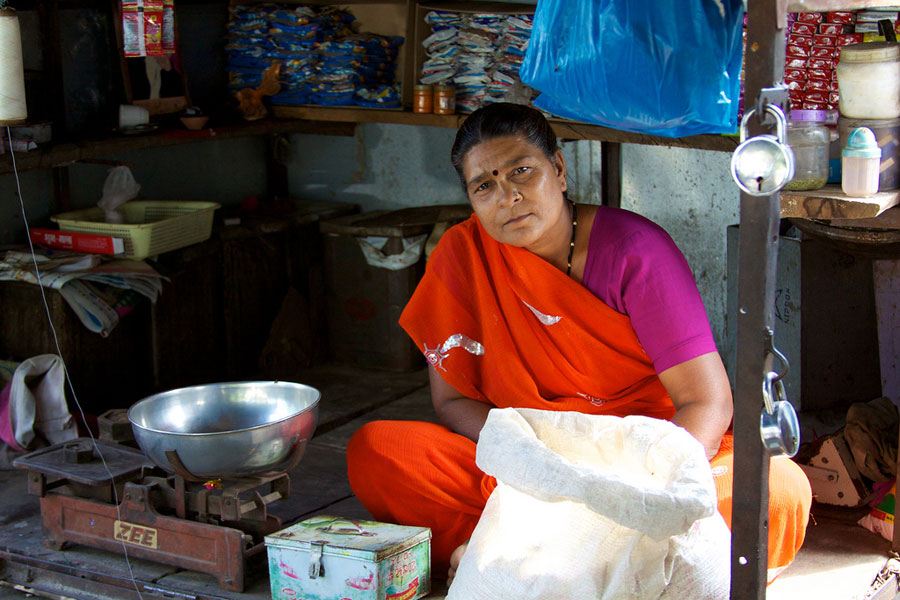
left=566, top=200, right=577, bottom=276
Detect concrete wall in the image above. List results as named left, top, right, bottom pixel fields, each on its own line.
left=619, top=145, right=740, bottom=347
left=285, top=126, right=736, bottom=346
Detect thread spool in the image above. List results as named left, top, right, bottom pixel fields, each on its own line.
left=0, top=8, right=27, bottom=126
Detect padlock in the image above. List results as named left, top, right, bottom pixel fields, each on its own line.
left=760, top=370, right=800, bottom=457
left=731, top=104, right=796, bottom=196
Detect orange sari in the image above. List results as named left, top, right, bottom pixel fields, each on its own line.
left=399, top=215, right=675, bottom=420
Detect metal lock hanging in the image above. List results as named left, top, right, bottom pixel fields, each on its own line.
left=731, top=104, right=795, bottom=196
left=760, top=370, right=800, bottom=457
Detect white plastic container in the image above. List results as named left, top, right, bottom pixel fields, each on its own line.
left=836, top=42, right=900, bottom=119
left=841, top=127, right=882, bottom=197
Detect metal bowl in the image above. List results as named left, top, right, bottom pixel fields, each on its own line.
left=128, top=381, right=320, bottom=479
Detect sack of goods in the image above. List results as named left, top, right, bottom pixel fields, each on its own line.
left=448, top=408, right=731, bottom=600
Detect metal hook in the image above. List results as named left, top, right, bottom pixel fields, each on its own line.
left=764, top=326, right=790, bottom=383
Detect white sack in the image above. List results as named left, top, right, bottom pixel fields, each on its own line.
left=7, top=354, right=77, bottom=450
left=447, top=408, right=731, bottom=600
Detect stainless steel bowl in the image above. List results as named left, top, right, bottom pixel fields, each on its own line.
left=128, top=381, right=320, bottom=479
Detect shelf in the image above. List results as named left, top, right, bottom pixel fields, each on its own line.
left=2, top=105, right=741, bottom=178
left=270, top=106, right=741, bottom=152
left=827, top=205, right=900, bottom=229
left=786, top=0, right=896, bottom=11
left=781, top=184, right=900, bottom=219
left=0, top=118, right=355, bottom=176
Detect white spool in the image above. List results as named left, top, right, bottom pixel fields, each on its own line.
left=0, top=8, right=26, bottom=125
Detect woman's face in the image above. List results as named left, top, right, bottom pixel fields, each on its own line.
left=461, top=135, right=569, bottom=253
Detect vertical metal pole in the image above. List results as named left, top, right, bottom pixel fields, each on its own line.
left=731, top=1, right=787, bottom=598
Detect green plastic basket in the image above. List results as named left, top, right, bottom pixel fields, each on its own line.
left=51, top=201, right=220, bottom=260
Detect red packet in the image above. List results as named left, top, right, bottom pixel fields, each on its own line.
left=791, top=22, right=817, bottom=35
left=808, top=57, right=833, bottom=70
left=826, top=12, right=855, bottom=25
left=163, top=0, right=176, bottom=54
left=784, top=68, right=808, bottom=81
left=143, top=0, right=163, bottom=56
left=797, top=12, right=824, bottom=25
left=805, top=79, right=829, bottom=91
left=819, top=23, right=846, bottom=36
left=836, top=33, right=864, bottom=46
left=789, top=33, right=814, bottom=47
left=810, top=46, right=836, bottom=59
left=787, top=43, right=811, bottom=58
left=814, top=34, right=838, bottom=46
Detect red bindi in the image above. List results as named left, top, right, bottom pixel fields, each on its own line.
left=492, top=169, right=499, bottom=176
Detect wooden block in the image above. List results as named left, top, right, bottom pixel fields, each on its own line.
left=781, top=184, right=900, bottom=219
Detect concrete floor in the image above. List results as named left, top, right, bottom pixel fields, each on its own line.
left=0, top=363, right=895, bottom=599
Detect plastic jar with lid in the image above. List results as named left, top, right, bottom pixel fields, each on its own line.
left=413, top=85, right=433, bottom=114
left=836, top=42, right=900, bottom=119
left=784, top=109, right=829, bottom=191
left=842, top=127, right=882, bottom=197
left=434, top=85, right=456, bottom=115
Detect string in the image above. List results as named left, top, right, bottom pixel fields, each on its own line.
left=9, top=127, right=146, bottom=599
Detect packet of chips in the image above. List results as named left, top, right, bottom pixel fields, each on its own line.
left=122, top=0, right=165, bottom=57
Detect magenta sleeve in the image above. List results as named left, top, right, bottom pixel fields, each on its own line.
left=583, top=208, right=718, bottom=374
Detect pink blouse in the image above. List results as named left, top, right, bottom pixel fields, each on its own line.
left=582, top=206, right=718, bottom=374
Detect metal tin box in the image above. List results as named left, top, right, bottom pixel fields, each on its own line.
left=265, top=516, right=431, bottom=600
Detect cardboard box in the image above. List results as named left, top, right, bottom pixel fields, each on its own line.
left=266, top=516, right=431, bottom=600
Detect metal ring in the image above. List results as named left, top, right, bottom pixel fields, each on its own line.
left=761, top=370, right=785, bottom=415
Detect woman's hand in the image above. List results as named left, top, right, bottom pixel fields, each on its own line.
left=658, top=351, right=734, bottom=459
left=428, top=366, right=493, bottom=443
left=447, top=540, right=469, bottom=587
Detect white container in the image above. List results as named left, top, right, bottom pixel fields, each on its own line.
left=841, top=127, right=882, bottom=197
left=836, top=42, right=900, bottom=119
left=265, top=515, right=431, bottom=600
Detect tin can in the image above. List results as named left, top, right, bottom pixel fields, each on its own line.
left=413, top=85, right=433, bottom=114
left=434, top=85, right=456, bottom=115
left=265, top=515, right=431, bottom=600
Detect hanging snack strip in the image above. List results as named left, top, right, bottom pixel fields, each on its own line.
left=122, top=0, right=176, bottom=57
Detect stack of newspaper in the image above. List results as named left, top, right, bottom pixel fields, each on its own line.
left=0, top=249, right=167, bottom=337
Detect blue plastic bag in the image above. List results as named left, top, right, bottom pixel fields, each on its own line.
left=520, top=0, right=744, bottom=138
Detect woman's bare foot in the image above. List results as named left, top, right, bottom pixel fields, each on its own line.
left=447, top=541, right=469, bottom=587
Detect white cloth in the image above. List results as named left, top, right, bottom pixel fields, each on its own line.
left=447, top=408, right=731, bottom=600
left=6, top=354, right=77, bottom=450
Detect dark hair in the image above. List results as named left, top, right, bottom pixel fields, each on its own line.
left=450, top=102, right=559, bottom=190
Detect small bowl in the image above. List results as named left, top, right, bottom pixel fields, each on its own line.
left=180, top=116, right=209, bottom=130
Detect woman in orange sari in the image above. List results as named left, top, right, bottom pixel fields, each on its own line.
left=346, top=103, right=811, bottom=584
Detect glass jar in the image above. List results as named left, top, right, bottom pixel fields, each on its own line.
left=413, top=84, right=433, bottom=114
left=784, top=109, right=829, bottom=191
left=434, top=85, right=456, bottom=115
left=836, top=42, right=900, bottom=119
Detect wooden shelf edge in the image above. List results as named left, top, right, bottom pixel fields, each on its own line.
left=781, top=184, right=900, bottom=219
left=787, top=0, right=892, bottom=12
left=1, top=106, right=742, bottom=177
left=271, top=106, right=740, bottom=151
left=0, top=119, right=355, bottom=176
